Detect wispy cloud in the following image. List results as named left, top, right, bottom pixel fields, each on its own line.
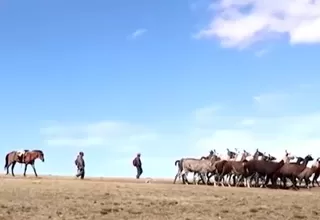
left=191, top=86, right=320, bottom=163
left=194, top=113, right=320, bottom=162
left=255, top=49, right=268, bottom=57
left=194, top=0, right=320, bottom=48
left=129, top=28, right=147, bottom=39
left=40, top=120, right=158, bottom=154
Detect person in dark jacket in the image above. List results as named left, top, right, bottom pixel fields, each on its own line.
left=133, top=153, right=143, bottom=179
left=75, top=151, right=85, bottom=179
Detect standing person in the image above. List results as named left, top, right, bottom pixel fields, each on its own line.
left=75, top=151, right=85, bottom=179
left=132, top=153, right=143, bottom=179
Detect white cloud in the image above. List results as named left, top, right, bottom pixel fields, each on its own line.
left=194, top=113, right=320, bottom=166
left=46, top=137, right=105, bottom=147
left=129, top=28, right=147, bottom=39
left=41, top=120, right=158, bottom=153
left=255, top=49, right=268, bottom=57
left=192, top=88, right=320, bottom=166
left=195, top=0, right=320, bottom=48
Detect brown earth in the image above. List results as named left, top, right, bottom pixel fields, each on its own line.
left=0, top=175, right=319, bottom=220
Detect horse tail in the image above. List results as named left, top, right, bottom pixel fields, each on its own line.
left=4, top=153, right=9, bottom=169
left=175, top=159, right=184, bottom=172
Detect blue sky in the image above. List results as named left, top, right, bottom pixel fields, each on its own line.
left=1, top=0, right=320, bottom=178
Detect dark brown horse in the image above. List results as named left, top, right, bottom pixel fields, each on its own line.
left=242, top=159, right=285, bottom=188
left=273, top=155, right=313, bottom=190
left=4, top=150, right=45, bottom=177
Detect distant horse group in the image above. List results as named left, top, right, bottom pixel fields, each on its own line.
left=173, top=148, right=320, bottom=190
left=4, top=150, right=45, bottom=177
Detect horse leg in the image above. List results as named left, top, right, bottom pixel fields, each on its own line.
left=5, top=162, right=12, bottom=175
left=193, top=173, right=196, bottom=185
left=203, top=173, right=208, bottom=185
left=11, top=162, right=16, bottom=176
left=181, top=171, right=189, bottom=185
left=246, top=174, right=256, bottom=188
left=236, top=174, right=243, bottom=187
left=31, top=163, right=38, bottom=177
left=291, top=176, right=298, bottom=190
left=312, top=173, right=319, bottom=187
left=237, top=174, right=245, bottom=187
left=244, top=175, right=249, bottom=188
left=231, top=174, right=236, bottom=186
left=262, top=175, right=271, bottom=188
left=211, top=174, right=218, bottom=187
left=245, top=174, right=254, bottom=188
left=232, top=174, right=236, bottom=186
left=23, top=164, right=28, bottom=176
left=206, top=172, right=213, bottom=184
left=226, top=174, right=232, bottom=187
left=173, top=171, right=181, bottom=184
left=219, top=174, right=227, bottom=187
left=305, top=177, right=311, bottom=189
left=283, top=177, right=287, bottom=189
left=262, top=174, right=269, bottom=187
left=193, top=172, right=201, bottom=185
left=312, top=175, right=316, bottom=187
left=248, top=174, right=255, bottom=187
left=258, top=174, right=265, bottom=187
left=202, top=173, right=209, bottom=185
left=197, top=173, right=205, bottom=184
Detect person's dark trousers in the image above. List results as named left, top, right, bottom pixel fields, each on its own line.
left=76, top=168, right=85, bottom=179
left=136, top=166, right=143, bottom=179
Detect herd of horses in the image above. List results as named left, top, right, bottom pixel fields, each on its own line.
left=2, top=148, right=320, bottom=191
left=173, top=148, right=320, bottom=190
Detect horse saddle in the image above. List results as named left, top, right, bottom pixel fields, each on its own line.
left=18, top=152, right=29, bottom=162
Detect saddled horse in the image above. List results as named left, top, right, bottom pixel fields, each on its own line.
left=4, top=150, right=45, bottom=177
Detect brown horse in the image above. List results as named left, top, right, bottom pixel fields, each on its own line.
left=4, top=150, right=45, bottom=177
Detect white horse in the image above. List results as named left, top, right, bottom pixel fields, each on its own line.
left=220, top=148, right=238, bottom=161
left=234, top=150, right=252, bottom=161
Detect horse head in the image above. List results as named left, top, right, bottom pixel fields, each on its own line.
left=243, top=150, right=251, bottom=157
left=268, top=154, right=276, bottom=161
left=33, top=150, right=45, bottom=162
left=305, top=154, right=314, bottom=162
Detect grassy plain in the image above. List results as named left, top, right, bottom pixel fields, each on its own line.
left=0, top=175, right=320, bottom=220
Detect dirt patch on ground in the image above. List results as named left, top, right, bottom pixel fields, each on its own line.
left=0, top=176, right=319, bottom=219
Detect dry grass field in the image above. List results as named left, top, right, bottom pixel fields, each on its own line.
left=0, top=175, right=320, bottom=220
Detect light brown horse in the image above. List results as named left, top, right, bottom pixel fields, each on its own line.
left=4, top=150, right=45, bottom=177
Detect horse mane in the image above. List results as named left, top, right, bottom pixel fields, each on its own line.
left=32, top=150, right=44, bottom=155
